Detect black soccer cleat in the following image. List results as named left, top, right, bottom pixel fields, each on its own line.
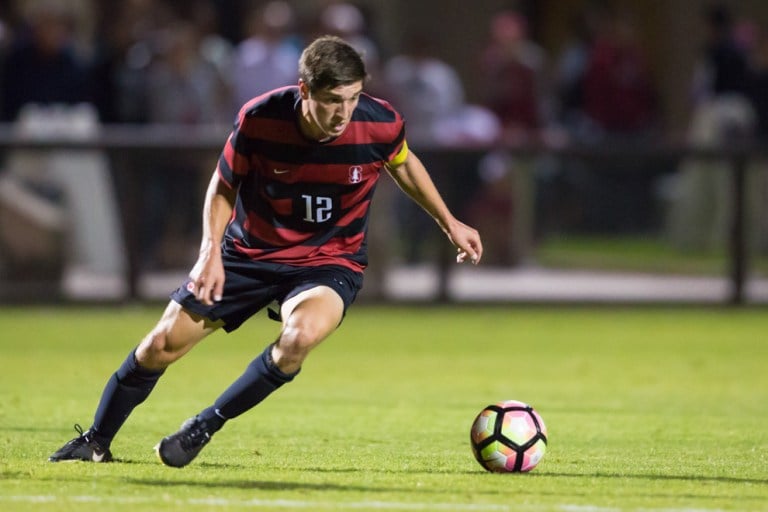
left=155, top=416, right=213, bottom=468
left=49, top=424, right=113, bottom=463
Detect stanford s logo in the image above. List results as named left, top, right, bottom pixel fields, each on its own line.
left=348, top=166, right=363, bottom=183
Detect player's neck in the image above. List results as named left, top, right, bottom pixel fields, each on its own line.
left=298, top=104, right=331, bottom=142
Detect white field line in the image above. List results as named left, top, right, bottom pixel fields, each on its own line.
left=0, top=495, right=728, bottom=512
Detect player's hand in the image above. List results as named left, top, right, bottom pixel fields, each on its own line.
left=189, top=243, right=225, bottom=305
left=447, top=219, right=483, bottom=265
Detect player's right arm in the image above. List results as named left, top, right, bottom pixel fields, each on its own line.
left=189, top=171, right=238, bottom=305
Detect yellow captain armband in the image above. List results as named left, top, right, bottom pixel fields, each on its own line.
left=386, top=140, right=409, bottom=169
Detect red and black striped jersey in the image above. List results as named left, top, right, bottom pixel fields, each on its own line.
left=217, top=86, right=407, bottom=272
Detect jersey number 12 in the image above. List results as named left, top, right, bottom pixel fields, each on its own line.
left=301, top=194, right=333, bottom=223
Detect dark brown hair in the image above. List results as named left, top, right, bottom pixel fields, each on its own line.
left=298, top=35, right=368, bottom=92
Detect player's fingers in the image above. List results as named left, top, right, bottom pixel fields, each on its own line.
left=456, top=241, right=481, bottom=265
left=212, top=280, right=224, bottom=303
left=470, top=239, right=483, bottom=264
left=195, top=278, right=212, bottom=305
left=464, top=232, right=483, bottom=264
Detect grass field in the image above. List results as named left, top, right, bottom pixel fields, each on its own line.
left=1, top=305, right=766, bottom=511
left=537, top=235, right=768, bottom=277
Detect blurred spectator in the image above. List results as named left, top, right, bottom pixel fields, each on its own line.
left=665, top=4, right=757, bottom=251
left=690, top=3, right=749, bottom=104
left=146, top=21, right=230, bottom=126
left=231, top=0, right=301, bottom=109
left=0, top=1, right=127, bottom=295
left=479, top=10, right=549, bottom=143
left=382, top=34, right=500, bottom=264
left=746, top=27, right=768, bottom=138
left=0, top=1, right=92, bottom=121
left=382, top=34, right=466, bottom=145
left=90, top=0, right=159, bottom=123
left=138, top=20, right=231, bottom=269
left=0, top=4, right=13, bottom=81
left=382, top=34, right=466, bottom=263
left=473, top=10, right=548, bottom=261
left=315, top=2, right=381, bottom=87
left=745, top=27, right=768, bottom=253
left=581, top=10, right=657, bottom=137
left=190, top=0, right=234, bottom=91
left=566, top=9, right=663, bottom=234
left=463, top=151, right=517, bottom=266
left=552, top=6, right=605, bottom=137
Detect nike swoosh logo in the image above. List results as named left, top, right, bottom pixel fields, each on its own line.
left=273, top=169, right=292, bottom=174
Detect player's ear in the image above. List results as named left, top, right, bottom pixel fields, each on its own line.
left=298, top=80, right=310, bottom=100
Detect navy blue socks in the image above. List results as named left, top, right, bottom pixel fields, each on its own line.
left=90, top=349, right=164, bottom=447
left=88, top=343, right=297, bottom=446
left=199, top=343, right=298, bottom=432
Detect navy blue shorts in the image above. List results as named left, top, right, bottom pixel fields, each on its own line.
left=170, top=251, right=364, bottom=332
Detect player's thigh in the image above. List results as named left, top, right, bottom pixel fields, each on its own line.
left=136, top=301, right=223, bottom=366
left=280, top=285, right=345, bottom=346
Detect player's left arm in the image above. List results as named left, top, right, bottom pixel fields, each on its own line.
left=386, top=148, right=483, bottom=264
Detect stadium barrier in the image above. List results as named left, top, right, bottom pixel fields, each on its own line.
left=0, top=121, right=766, bottom=305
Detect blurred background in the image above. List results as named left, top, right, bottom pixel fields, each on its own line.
left=0, top=0, right=767, bottom=304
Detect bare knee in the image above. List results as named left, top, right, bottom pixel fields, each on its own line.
left=272, top=286, right=344, bottom=374
left=135, top=329, right=182, bottom=370
left=134, top=304, right=218, bottom=370
left=273, top=319, right=325, bottom=373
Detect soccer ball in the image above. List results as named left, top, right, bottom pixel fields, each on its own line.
left=470, top=400, right=548, bottom=473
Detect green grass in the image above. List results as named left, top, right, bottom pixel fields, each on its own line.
left=1, top=305, right=767, bottom=511
left=537, top=234, right=768, bottom=276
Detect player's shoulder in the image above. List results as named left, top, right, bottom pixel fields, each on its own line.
left=353, top=93, right=402, bottom=124
left=239, top=86, right=300, bottom=120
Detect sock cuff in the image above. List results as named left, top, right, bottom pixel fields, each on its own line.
left=263, top=343, right=300, bottom=383
left=116, top=349, right=164, bottom=384
left=198, top=406, right=227, bottom=432
left=88, top=428, right=112, bottom=449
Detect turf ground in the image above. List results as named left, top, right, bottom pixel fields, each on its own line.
left=0, top=305, right=766, bottom=511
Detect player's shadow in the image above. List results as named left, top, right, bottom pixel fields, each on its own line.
left=125, top=477, right=413, bottom=495
left=111, top=458, right=252, bottom=469
left=115, top=458, right=479, bottom=475
left=5, top=426, right=69, bottom=433
left=536, top=471, right=768, bottom=486
left=303, top=466, right=479, bottom=476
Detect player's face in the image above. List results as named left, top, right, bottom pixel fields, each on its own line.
left=299, top=80, right=363, bottom=141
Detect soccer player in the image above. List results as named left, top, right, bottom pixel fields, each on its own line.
left=49, top=35, right=483, bottom=467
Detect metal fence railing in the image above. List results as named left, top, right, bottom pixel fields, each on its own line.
left=1, top=123, right=766, bottom=305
